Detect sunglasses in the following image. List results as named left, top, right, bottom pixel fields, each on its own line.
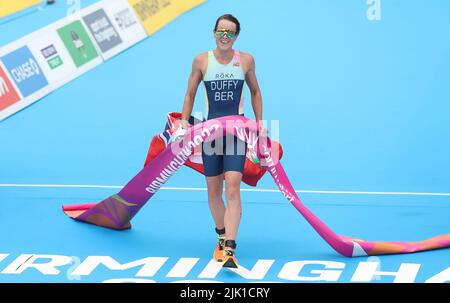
left=215, top=29, right=237, bottom=39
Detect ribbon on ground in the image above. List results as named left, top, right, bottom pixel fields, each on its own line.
left=62, top=115, right=450, bottom=257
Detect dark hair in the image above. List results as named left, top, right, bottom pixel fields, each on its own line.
left=214, top=14, right=240, bottom=35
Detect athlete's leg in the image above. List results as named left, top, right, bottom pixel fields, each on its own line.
left=202, top=138, right=227, bottom=261
left=223, top=171, right=243, bottom=243
left=221, top=170, right=243, bottom=268
left=206, top=174, right=227, bottom=261
left=205, top=174, right=225, bottom=230
left=220, top=136, right=246, bottom=268
left=222, top=135, right=246, bottom=243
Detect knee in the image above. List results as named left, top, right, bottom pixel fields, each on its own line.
left=208, top=187, right=222, bottom=201
left=225, top=185, right=240, bottom=202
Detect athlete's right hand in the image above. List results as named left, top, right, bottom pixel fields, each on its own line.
left=171, top=126, right=186, bottom=143
left=171, top=119, right=190, bottom=143
left=181, top=119, right=190, bottom=131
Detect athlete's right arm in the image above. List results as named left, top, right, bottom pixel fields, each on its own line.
left=181, top=54, right=205, bottom=129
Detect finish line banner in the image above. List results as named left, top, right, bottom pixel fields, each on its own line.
left=62, top=115, right=450, bottom=257
left=128, top=0, right=206, bottom=36
left=0, top=0, right=42, bottom=18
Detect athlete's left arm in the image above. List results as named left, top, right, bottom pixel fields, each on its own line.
left=244, top=54, right=266, bottom=134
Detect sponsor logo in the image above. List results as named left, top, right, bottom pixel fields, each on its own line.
left=0, top=76, right=10, bottom=96
left=41, top=45, right=64, bottom=70
left=57, top=20, right=99, bottom=67
left=0, top=66, right=21, bottom=110
left=215, top=73, right=234, bottom=79
left=41, top=45, right=58, bottom=59
left=83, top=9, right=123, bottom=53
left=47, top=56, right=63, bottom=70
left=1, top=46, right=48, bottom=97
left=132, top=0, right=171, bottom=21
left=114, top=8, right=137, bottom=30
left=11, top=59, right=41, bottom=83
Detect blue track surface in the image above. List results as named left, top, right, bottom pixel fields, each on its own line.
left=0, top=0, right=449, bottom=283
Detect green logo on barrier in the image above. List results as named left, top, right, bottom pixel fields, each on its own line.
left=57, top=20, right=99, bottom=67
left=48, top=55, right=63, bottom=69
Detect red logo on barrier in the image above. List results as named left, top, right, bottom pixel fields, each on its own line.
left=0, top=66, right=21, bottom=111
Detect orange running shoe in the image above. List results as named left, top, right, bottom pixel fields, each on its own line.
left=222, top=249, right=238, bottom=268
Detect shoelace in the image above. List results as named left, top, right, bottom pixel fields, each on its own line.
left=224, top=249, right=234, bottom=256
